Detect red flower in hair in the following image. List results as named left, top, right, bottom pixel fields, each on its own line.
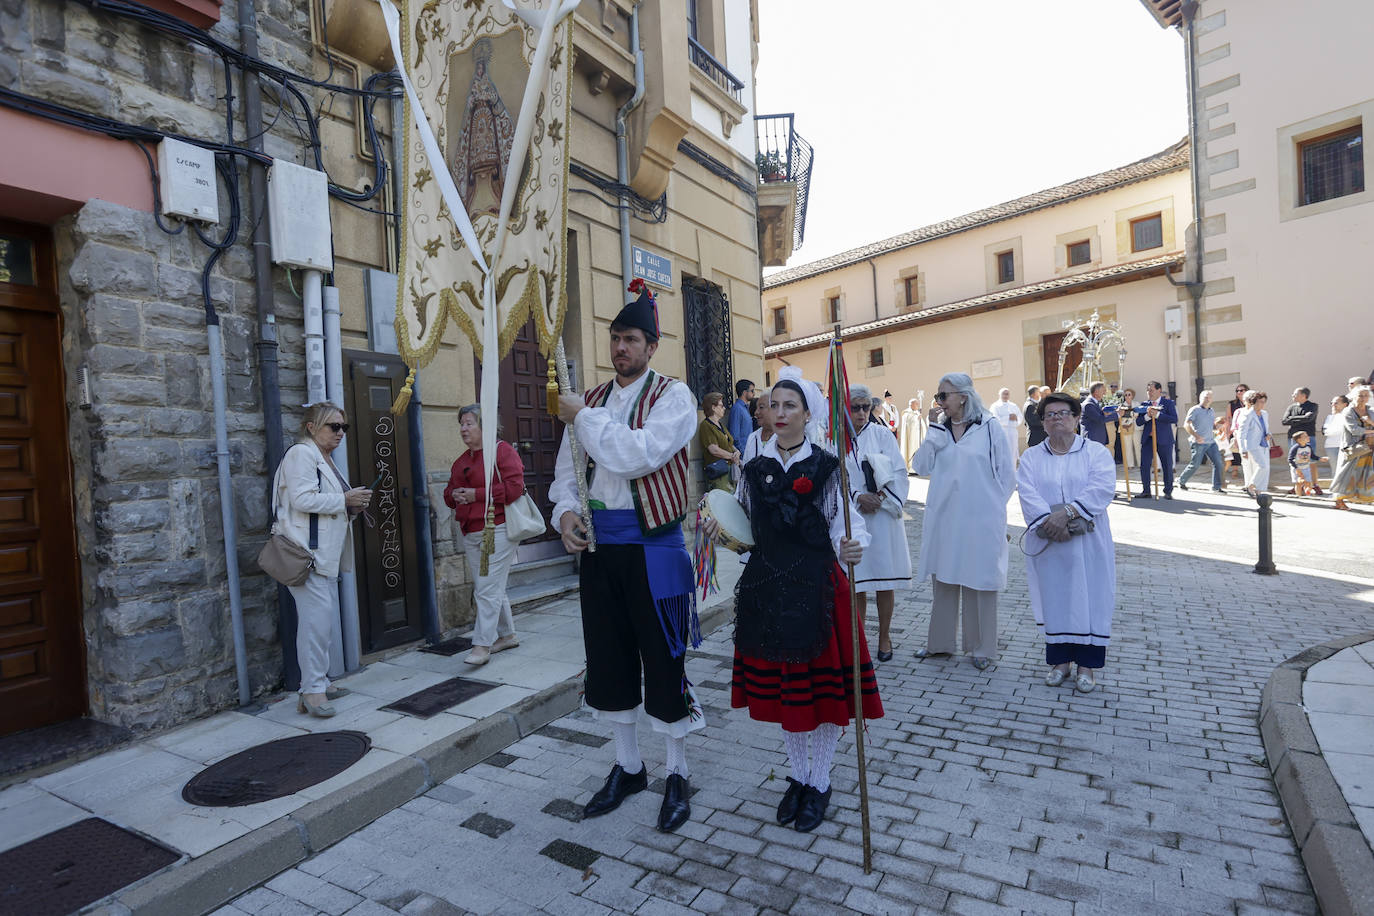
left=791, top=476, right=813, bottom=495
left=627, top=278, right=655, bottom=300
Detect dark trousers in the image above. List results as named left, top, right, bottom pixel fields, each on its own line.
left=579, top=543, right=689, bottom=725
left=1139, top=436, right=1175, bottom=494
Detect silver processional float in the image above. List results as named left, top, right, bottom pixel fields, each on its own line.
left=1054, top=311, right=1139, bottom=499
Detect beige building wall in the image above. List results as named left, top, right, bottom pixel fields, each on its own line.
left=1184, top=0, right=1374, bottom=407
left=764, top=160, right=1193, bottom=414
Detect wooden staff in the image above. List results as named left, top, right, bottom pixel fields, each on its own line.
left=829, top=331, right=873, bottom=875
left=552, top=340, right=595, bottom=551
left=1150, top=409, right=1161, bottom=499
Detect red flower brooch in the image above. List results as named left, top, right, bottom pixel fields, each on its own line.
left=791, top=476, right=813, bottom=494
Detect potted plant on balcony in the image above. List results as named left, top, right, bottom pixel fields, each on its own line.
left=755, top=150, right=786, bottom=182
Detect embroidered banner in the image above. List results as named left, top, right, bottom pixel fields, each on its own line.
left=389, top=0, right=574, bottom=379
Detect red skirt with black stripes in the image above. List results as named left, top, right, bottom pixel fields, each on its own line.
left=730, top=563, right=884, bottom=732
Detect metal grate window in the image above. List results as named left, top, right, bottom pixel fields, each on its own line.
left=684, top=278, right=734, bottom=406
left=904, top=276, right=919, bottom=307
left=1067, top=240, right=1091, bottom=266
left=826, top=296, right=840, bottom=326
left=996, top=250, right=1015, bottom=284
left=1300, top=126, right=1364, bottom=206
left=772, top=307, right=787, bottom=336
left=868, top=347, right=885, bottom=368
left=1130, top=215, right=1163, bottom=252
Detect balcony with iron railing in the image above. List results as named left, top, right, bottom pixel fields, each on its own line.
left=754, top=113, right=813, bottom=266
left=687, top=36, right=744, bottom=105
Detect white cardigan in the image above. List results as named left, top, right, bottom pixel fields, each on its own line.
left=271, top=441, right=355, bottom=578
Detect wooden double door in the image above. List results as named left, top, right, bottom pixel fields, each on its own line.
left=0, top=222, right=84, bottom=736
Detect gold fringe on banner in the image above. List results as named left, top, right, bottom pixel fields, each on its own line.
left=479, top=504, right=496, bottom=576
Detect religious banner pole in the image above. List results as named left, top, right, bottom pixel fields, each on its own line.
left=553, top=339, right=595, bottom=550
left=825, top=329, right=873, bottom=875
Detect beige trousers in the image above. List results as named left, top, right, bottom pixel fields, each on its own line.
left=927, top=578, right=999, bottom=658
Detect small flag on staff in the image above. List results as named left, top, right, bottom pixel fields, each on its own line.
left=825, top=338, right=857, bottom=456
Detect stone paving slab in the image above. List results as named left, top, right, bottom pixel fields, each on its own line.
left=229, top=502, right=1374, bottom=915
left=0, top=549, right=742, bottom=915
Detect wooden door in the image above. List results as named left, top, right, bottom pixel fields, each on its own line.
left=345, top=352, right=425, bottom=652
left=1042, top=329, right=1083, bottom=391
left=0, top=222, right=84, bottom=736
left=474, top=316, right=562, bottom=557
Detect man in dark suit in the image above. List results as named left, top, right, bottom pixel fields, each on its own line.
left=1079, top=382, right=1115, bottom=447
left=1136, top=380, right=1178, bottom=499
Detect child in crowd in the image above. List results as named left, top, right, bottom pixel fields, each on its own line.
left=1288, top=430, right=1319, bottom=497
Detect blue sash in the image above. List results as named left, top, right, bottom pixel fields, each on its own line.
left=593, top=509, right=701, bottom=657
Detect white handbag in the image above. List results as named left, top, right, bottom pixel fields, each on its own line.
left=495, top=463, right=547, bottom=542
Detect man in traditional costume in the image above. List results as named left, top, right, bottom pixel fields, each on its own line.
left=845, top=384, right=911, bottom=662
left=551, top=280, right=701, bottom=833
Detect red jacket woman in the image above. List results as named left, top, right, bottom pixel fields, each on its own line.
left=444, top=434, right=525, bottom=533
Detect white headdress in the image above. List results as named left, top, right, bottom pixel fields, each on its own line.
left=776, top=365, right=830, bottom=448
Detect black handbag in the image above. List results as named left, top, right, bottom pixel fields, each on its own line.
left=704, top=458, right=730, bottom=478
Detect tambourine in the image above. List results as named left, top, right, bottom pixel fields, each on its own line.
left=700, top=489, right=754, bottom=554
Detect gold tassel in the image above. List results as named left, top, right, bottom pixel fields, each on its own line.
left=389, top=367, right=416, bottom=416
left=546, top=362, right=560, bottom=416
left=479, top=506, right=495, bottom=577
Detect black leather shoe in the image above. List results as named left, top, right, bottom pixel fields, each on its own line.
left=583, top=764, right=647, bottom=819
left=794, top=784, right=831, bottom=833
left=776, top=777, right=805, bottom=825
left=657, top=773, right=691, bottom=833
left=875, top=649, right=894, bottom=663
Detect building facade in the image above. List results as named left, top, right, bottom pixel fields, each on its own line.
left=0, top=0, right=778, bottom=737
left=763, top=142, right=1193, bottom=415
left=1137, top=0, right=1373, bottom=403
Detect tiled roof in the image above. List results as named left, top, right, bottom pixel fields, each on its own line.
left=1137, top=0, right=1183, bottom=29
left=763, top=138, right=1189, bottom=289
left=763, top=252, right=1185, bottom=357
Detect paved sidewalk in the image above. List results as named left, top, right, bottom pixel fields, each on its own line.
left=220, top=499, right=1374, bottom=915
left=0, top=548, right=742, bottom=915
left=1305, top=642, right=1374, bottom=845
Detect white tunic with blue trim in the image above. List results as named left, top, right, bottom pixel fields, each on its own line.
left=1017, top=436, right=1117, bottom=647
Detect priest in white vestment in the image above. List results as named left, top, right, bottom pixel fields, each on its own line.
left=910, top=373, right=1016, bottom=669
left=990, top=388, right=1022, bottom=465
left=899, top=397, right=925, bottom=469
left=1017, top=392, right=1116, bottom=694
left=845, top=384, right=912, bottom=662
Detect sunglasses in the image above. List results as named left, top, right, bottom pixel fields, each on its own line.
left=934, top=391, right=954, bottom=402
left=324, top=422, right=350, bottom=433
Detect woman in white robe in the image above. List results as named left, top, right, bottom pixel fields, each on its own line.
left=1018, top=392, right=1117, bottom=694
left=910, top=373, right=1016, bottom=669
left=845, top=384, right=913, bottom=662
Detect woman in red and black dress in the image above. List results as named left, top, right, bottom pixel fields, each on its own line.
left=708, top=376, right=883, bottom=833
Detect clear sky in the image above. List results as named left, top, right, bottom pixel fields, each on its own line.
left=754, top=0, right=1187, bottom=270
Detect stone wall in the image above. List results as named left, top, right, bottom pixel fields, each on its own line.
left=8, top=0, right=320, bottom=730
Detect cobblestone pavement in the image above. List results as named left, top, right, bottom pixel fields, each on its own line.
left=221, top=499, right=1374, bottom=915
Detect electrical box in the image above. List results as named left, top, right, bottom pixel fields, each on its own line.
left=267, top=159, right=333, bottom=270
left=1163, top=306, right=1184, bottom=334
left=157, top=138, right=219, bottom=223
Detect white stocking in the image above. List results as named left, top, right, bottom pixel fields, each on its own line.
left=808, top=723, right=840, bottom=792
left=665, top=735, right=688, bottom=778
left=613, top=721, right=643, bottom=774
left=783, top=730, right=809, bottom=784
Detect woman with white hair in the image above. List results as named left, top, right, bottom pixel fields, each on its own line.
left=845, top=383, right=912, bottom=662
left=909, top=373, right=1016, bottom=669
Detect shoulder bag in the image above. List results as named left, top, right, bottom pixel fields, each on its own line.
left=1260, top=414, right=1283, bottom=459
left=494, top=457, right=547, bottom=542
left=257, top=446, right=319, bottom=587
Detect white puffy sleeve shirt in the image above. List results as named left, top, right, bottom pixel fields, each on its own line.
left=909, top=417, right=1015, bottom=591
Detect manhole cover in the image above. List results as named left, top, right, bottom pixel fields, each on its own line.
left=419, top=636, right=473, bottom=656
left=380, top=676, right=498, bottom=718
left=0, top=817, right=179, bottom=916
left=181, top=730, right=370, bottom=807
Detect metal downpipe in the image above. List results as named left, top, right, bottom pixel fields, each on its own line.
left=323, top=285, right=362, bottom=672
left=615, top=3, right=646, bottom=290
left=209, top=321, right=251, bottom=705
left=1182, top=0, right=1207, bottom=397
left=236, top=0, right=295, bottom=689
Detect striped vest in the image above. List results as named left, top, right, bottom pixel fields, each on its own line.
left=584, top=370, right=691, bottom=536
